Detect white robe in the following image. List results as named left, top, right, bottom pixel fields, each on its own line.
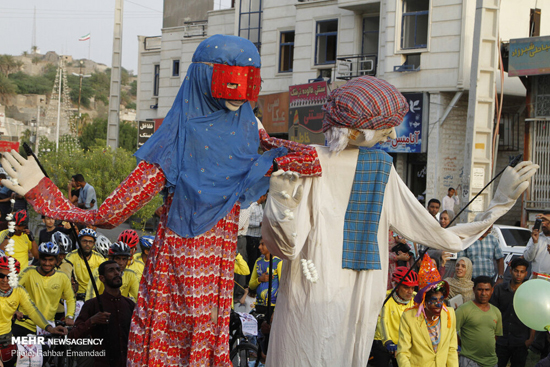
left=262, top=146, right=516, bottom=367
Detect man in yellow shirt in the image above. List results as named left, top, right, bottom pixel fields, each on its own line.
left=85, top=241, right=139, bottom=301
left=371, top=267, right=418, bottom=367
left=129, top=235, right=153, bottom=281
left=51, top=231, right=79, bottom=318
left=66, top=228, right=104, bottom=297
left=0, top=210, right=38, bottom=271
left=13, top=242, right=76, bottom=336
left=0, top=255, right=66, bottom=365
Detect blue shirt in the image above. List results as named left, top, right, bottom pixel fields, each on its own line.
left=78, top=183, right=97, bottom=210
left=458, top=234, right=503, bottom=279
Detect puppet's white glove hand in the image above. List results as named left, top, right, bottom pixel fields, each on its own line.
left=0, top=150, right=45, bottom=196
left=269, top=170, right=303, bottom=213
left=495, top=161, right=538, bottom=201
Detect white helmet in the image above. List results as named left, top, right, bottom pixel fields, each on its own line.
left=52, top=232, right=72, bottom=254
left=95, top=235, right=111, bottom=257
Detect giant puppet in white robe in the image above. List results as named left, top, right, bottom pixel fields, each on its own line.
left=262, top=77, right=538, bottom=367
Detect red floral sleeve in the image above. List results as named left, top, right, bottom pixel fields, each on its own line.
left=259, top=128, right=322, bottom=177
left=25, top=161, right=166, bottom=229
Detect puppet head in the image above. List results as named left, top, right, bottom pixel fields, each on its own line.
left=192, top=34, right=262, bottom=110
left=322, top=76, right=409, bottom=152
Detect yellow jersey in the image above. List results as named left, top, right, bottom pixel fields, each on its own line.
left=1, top=229, right=33, bottom=271
left=56, top=259, right=77, bottom=313
left=0, top=286, right=49, bottom=335
left=374, top=289, right=416, bottom=344
left=66, top=250, right=105, bottom=294
left=127, top=253, right=145, bottom=280
left=17, top=266, right=76, bottom=332
left=85, top=265, right=140, bottom=302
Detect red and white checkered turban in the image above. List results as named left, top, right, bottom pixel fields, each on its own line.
left=322, top=76, right=409, bottom=132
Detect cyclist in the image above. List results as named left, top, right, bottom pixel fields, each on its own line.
left=0, top=210, right=38, bottom=271
left=118, top=229, right=142, bottom=276
left=66, top=228, right=105, bottom=297
left=95, top=234, right=112, bottom=258
left=0, top=256, right=66, bottom=366
left=371, top=266, right=418, bottom=367
left=52, top=231, right=79, bottom=318
left=131, top=235, right=153, bottom=280
left=85, top=241, right=139, bottom=302
left=13, top=242, right=76, bottom=337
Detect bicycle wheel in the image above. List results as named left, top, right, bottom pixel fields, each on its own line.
left=230, top=342, right=259, bottom=367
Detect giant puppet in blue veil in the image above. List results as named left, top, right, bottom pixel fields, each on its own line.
left=135, top=34, right=287, bottom=239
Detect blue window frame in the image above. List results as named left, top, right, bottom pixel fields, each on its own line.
left=172, top=60, right=180, bottom=77
left=315, top=19, right=338, bottom=65
left=153, top=64, right=160, bottom=96
left=239, top=0, right=262, bottom=50
left=401, top=0, right=429, bottom=49
left=279, top=31, right=295, bottom=72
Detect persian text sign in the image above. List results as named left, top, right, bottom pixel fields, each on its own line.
left=509, top=36, right=550, bottom=77
left=138, top=121, right=155, bottom=147
left=257, top=92, right=289, bottom=134
left=289, top=81, right=328, bottom=104
left=376, top=93, right=425, bottom=153
left=0, top=141, right=19, bottom=153
left=288, top=81, right=328, bottom=145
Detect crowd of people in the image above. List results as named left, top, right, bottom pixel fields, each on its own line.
left=379, top=195, right=550, bottom=367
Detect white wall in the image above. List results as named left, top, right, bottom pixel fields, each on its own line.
left=136, top=36, right=161, bottom=122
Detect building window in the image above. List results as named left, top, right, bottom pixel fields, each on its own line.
left=172, top=60, right=180, bottom=77
left=401, top=0, right=429, bottom=49
left=239, top=0, right=262, bottom=50
left=153, top=64, right=160, bottom=96
left=362, top=16, right=379, bottom=56
left=315, top=19, right=338, bottom=65
left=279, top=31, right=295, bottom=73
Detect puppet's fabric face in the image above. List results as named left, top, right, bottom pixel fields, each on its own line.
left=348, top=128, right=397, bottom=148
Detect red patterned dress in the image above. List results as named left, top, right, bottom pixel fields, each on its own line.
left=25, top=130, right=321, bottom=366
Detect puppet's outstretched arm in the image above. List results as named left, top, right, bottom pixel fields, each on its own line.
left=1, top=150, right=165, bottom=228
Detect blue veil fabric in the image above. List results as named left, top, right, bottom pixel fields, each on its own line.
left=135, top=35, right=286, bottom=238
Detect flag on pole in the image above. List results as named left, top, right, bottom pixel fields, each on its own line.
left=79, top=33, right=91, bottom=41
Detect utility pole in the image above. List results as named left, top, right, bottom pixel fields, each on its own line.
left=107, top=0, right=124, bottom=149
left=72, top=60, right=91, bottom=134
left=460, top=0, right=501, bottom=223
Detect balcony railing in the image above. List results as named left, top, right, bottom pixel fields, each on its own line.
left=336, top=54, right=377, bottom=80
left=183, top=21, right=208, bottom=38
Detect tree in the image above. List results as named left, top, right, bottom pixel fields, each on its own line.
left=0, top=73, right=17, bottom=103
left=8, top=72, right=53, bottom=95
left=39, top=136, right=162, bottom=231
left=129, top=80, right=137, bottom=97
left=0, top=55, right=23, bottom=76
left=79, top=118, right=137, bottom=153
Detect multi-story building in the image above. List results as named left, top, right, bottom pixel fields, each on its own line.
left=136, top=0, right=550, bottom=224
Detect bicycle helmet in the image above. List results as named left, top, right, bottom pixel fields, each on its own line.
left=139, top=235, right=154, bottom=251
left=52, top=232, right=72, bottom=254
left=118, top=229, right=139, bottom=248
left=14, top=210, right=28, bottom=226
left=95, top=235, right=112, bottom=257
left=0, top=256, right=21, bottom=273
left=38, top=242, right=60, bottom=256
left=392, top=266, right=419, bottom=287
left=79, top=228, right=97, bottom=239
left=109, top=241, right=131, bottom=257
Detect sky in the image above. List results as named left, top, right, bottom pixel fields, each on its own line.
left=0, top=0, right=165, bottom=74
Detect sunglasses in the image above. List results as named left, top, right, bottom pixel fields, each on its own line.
left=426, top=297, right=445, bottom=305
left=0, top=273, right=9, bottom=279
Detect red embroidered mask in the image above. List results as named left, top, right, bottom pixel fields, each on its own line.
left=211, top=64, right=261, bottom=102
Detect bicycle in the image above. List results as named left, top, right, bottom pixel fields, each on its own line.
left=229, top=310, right=260, bottom=367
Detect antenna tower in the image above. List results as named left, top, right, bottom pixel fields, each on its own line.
left=44, top=58, right=74, bottom=148
left=31, top=7, right=37, bottom=53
